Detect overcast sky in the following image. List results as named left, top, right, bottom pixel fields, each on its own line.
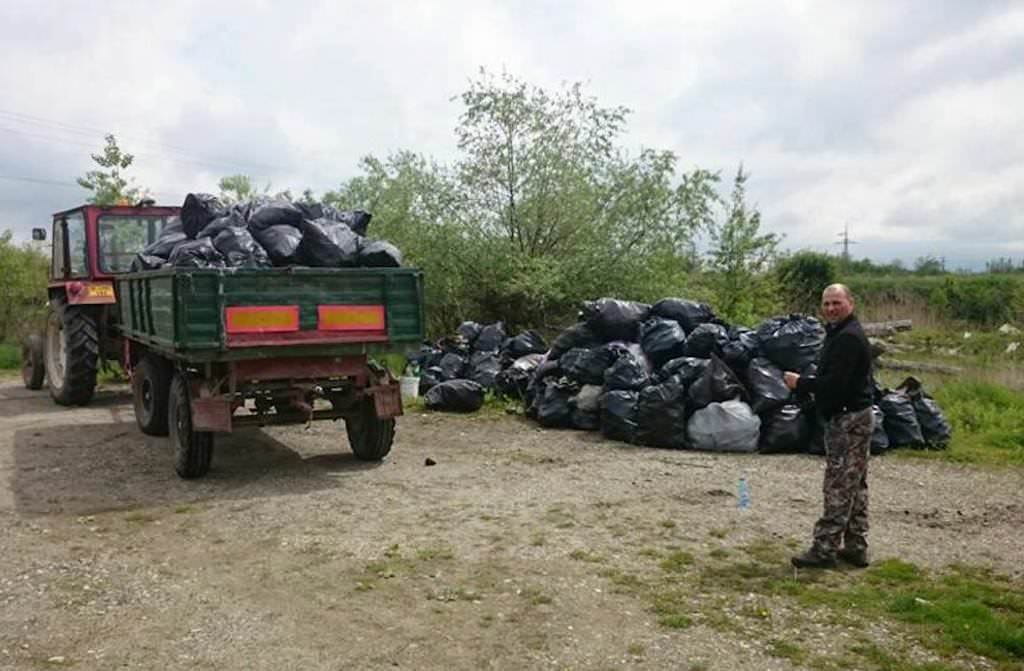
left=2, top=0, right=1021, bottom=269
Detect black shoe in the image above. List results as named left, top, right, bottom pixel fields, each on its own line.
left=790, top=549, right=837, bottom=569
left=838, top=547, right=869, bottom=568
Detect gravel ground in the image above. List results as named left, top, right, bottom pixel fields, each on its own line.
left=1, top=379, right=1022, bottom=670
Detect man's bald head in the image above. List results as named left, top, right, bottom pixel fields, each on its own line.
left=821, top=284, right=855, bottom=324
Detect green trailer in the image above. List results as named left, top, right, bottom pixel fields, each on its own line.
left=115, top=266, right=425, bottom=478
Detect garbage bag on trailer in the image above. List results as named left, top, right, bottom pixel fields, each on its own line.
left=604, top=345, right=651, bottom=391
left=142, top=217, right=187, bottom=258
left=601, top=390, right=639, bottom=443
left=495, top=353, right=545, bottom=399
left=296, top=218, right=361, bottom=267
left=688, top=355, right=747, bottom=410
left=756, top=314, right=825, bottom=374
left=563, top=343, right=622, bottom=385
left=912, top=395, right=952, bottom=447
left=438, top=352, right=468, bottom=381
left=640, top=317, right=688, bottom=367
left=418, top=366, right=446, bottom=395
left=656, top=357, right=709, bottom=386
left=424, top=380, right=486, bottom=413
left=181, top=193, right=228, bottom=239
left=213, top=227, right=271, bottom=268
left=469, top=351, right=503, bottom=389
left=246, top=199, right=304, bottom=231
left=758, top=404, right=810, bottom=453
left=870, top=405, right=890, bottom=454
left=879, top=392, right=925, bottom=447
left=635, top=379, right=689, bottom=448
left=570, top=384, right=603, bottom=431
left=746, top=357, right=791, bottom=414
left=252, top=224, right=302, bottom=265
left=168, top=238, right=225, bottom=268
left=456, top=321, right=483, bottom=346
left=474, top=322, right=507, bottom=352
left=537, top=378, right=579, bottom=428
left=130, top=254, right=166, bottom=271
left=502, top=330, right=547, bottom=361
left=358, top=239, right=402, bottom=267
left=688, top=400, right=761, bottom=453
left=197, top=210, right=246, bottom=239
left=685, top=323, right=730, bottom=359
left=580, top=298, right=650, bottom=342
left=323, top=208, right=372, bottom=236
left=650, top=298, right=717, bottom=333
left=548, top=322, right=602, bottom=360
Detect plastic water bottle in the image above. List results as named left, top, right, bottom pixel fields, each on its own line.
left=738, top=476, right=751, bottom=510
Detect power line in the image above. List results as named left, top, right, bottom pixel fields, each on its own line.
left=835, top=222, right=858, bottom=261
left=0, top=175, right=81, bottom=188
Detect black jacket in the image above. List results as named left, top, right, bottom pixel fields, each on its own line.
left=796, top=314, right=873, bottom=419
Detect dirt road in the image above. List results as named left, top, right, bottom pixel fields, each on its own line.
left=1, top=379, right=1022, bottom=670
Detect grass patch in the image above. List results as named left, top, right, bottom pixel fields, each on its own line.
left=568, top=549, right=604, bottom=563
left=415, top=545, right=455, bottom=561
left=0, top=342, right=19, bottom=369
left=924, top=380, right=1024, bottom=466
left=767, top=638, right=806, bottom=662
left=659, top=550, right=695, bottom=573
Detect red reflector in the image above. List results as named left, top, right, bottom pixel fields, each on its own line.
left=318, top=305, right=386, bottom=331
left=225, top=306, right=300, bottom=334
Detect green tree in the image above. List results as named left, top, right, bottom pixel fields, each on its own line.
left=775, top=251, right=837, bottom=314
left=76, top=134, right=147, bottom=205
left=218, top=174, right=258, bottom=203
left=0, top=230, right=49, bottom=342
left=913, top=254, right=946, bottom=275
left=705, top=167, right=781, bottom=323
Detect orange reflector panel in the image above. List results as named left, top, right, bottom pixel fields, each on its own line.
left=318, top=305, right=386, bottom=331
left=225, top=305, right=300, bottom=334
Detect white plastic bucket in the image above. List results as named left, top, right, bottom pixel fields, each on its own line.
left=399, top=376, right=420, bottom=401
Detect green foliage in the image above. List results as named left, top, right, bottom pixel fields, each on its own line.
left=76, top=134, right=148, bottom=205
left=0, top=343, right=19, bottom=369
left=848, top=274, right=1024, bottom=326
left=775, top=250, right=837, bottom=315
left=931, top=380, right=1024, bottom=466
left=0, top=230, right=49, bottom=343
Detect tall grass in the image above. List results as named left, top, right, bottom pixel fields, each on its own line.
left=0, top=343, right=19, bottom=370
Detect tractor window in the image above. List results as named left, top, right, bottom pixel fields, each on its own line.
left=51, top=219, right=64, bottom=277
left=65, top=212, right=88, bottom=277
left=98, top=215, right=169, bottom=273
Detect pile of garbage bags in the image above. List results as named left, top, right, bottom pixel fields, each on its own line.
left=130, top=193, right=402, bottom=271
left=407, top=321, right=549, bottom=412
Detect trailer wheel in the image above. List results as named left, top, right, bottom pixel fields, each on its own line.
left=44, top=301, right=98, bottom=406
left=21, top=334, right=45, bottom=390
left=345, top=398, right=395, bottom=461
left=169, top=373, right=214, bottom=479
left=133, top=355, right=172, bottom=436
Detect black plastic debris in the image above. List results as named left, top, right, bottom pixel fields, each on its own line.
left=246, top=199, right=304, bottom=231
left=358, top=240, right=403, bottom=268
left=685, top=323, right=729, bottom=359
left=570, top=385, right=603, bottom=431
left=424, top=380, right=486, bottom=413
left=548, top=322, right=602, bottom=360
left=502, top=330, right=548, bottom=360
left=213, top=226, right=271, bottom=268
left=168, top=238, right=225, bottom=268
left=601, top=390, right=639, bottom=443
left=197, top=210, right=246, bottom=239
left=657, top=357, right=709, bottom=386
left=581, top=298, right=650, bottom=342
left=296, top=218, right=361, bottom=267
left=469, top=350, right=503, bottom=389
left=474, top=322, right=507, bottom=352
left=639, top=317, right=688, bottom=367
left=495, top=353, right=545, bottom=399
left=650, top=298, right=717, bottom=333
left=746, top=357, right=791, bottom=415
left=129, top=254, right=166, bottom=271
left=758, top=404, right=810, bottom=453
left=438, top=352, right=468, bottom=381
left=870, top=405, right=889, bottom=454
left=635, top=379, right=689, bottom=449
left=181, top=193, right=228, bottom=239
left=418, top=367, right=446, bottom=395
left=252, top=224, right=302, bottom=266
left=604, top=345, right=651, bottom=391
left=879, top=392, right=925, bottom=447
left=563, top=343, right=622, bottom=385
left=143, top=217, right=187, bottom=259
left=456, top=321, right=483, bottom=346
left=537, top=378, right=579, bottom=428
left=756, top=314, right=825, bottom=374
left=688, top=355, right=747, bottom=410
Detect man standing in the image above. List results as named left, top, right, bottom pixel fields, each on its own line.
left=783, top=284, right=874, bottom=569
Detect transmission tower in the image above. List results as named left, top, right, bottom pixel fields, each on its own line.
left=836, top=223, right=858, bottom=262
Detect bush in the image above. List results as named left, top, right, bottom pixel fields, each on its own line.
left=776, top=251, right=837, bottom=314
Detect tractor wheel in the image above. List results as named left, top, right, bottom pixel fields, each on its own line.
left=133, top=355, right=172, bottom=436
left=44, top=302, right=98, bottom=406
left=21, top=334, right=45, bottom=390
left=168, top=373, right=214, bottom=479
left=345, top=397, right=395, bottom=461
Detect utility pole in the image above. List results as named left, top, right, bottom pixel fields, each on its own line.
left=836, top=223, right=857, bottom=263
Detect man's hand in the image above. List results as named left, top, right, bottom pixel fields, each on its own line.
left=783, top=371, right=800, bottom=390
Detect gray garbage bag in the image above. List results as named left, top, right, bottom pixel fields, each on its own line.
left=570, top=384, right=603, bottom=431
left=687, top=400, right=761, bottom=453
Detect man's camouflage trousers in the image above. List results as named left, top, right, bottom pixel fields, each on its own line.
left=812, top=407, right=873, bottom=557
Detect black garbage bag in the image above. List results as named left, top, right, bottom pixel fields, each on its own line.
left=657, top=357, right=710, bottom=386
left=438, top=352, right=468, bottom=381
left=758, top=404, right=811, bottom=453
left=604, top=345, right=651, bottom=391
left=439, top=334, right=471, bottom=356
left=321, top=208, right=372, bottom=236
left=168, top=238, right=225, bottom=268
left=197, top=210, right=246, bottom=239
left=601, top=390, right=639, bottom=443
left=181, top=193, right=228, bottom=239
left=469, top=351, right=503, bottom=389
left=418, top=366, right=446, bottom=395
left=537, top=378, right=579, bottom=428
left=408, top=344, right=444, bottom=372
left=142, top=217, right=187, bottom=258
left=570, top=385, right=603, bottom=431
left=688, top=355, right=747, bottom=410
left=502, top=330, right=547, bottom=361
left=685, top=323, right=729, bottom=359
left=912, top=395, right=952, bottom=447
left=650, top=298, right=717, bottom=333
left=563, top=343, right=622, bottom=385
left=252, top=224, right=302, bottom=265
left=687, top=400, right=761, bottom=453
left=296, top=218, right=361, bottom=267
left=424, top=380, right=485, bottom=412
left=549, top=322, right=602, bottom=360
left=525, top=375, right=550, bottom=419
left=581, top=298, right=650, bottom=341
left=129, top=254, right=166, bottom=271
left=722, top=328, right=760, bottom=373
left=640, top=317, right=688, bottom=367
left=870, top=405, right=890, bottom=454
left=879, top=392, right=925, bottom=447
left=474, top=322, right=507, bottom=352
left=756, top=314, right=825, bottom=374
left=359, top=239, right=402, bottom=267
left=247, top=199, right=304, bottom=231
left=635, top=379, right=689, bottom=448
left=746, top=357, right=791, bottom=415
left=456, top=321, right=483, bottom=345
left=495, top=353, right=545, bottom=399
left=213, top=227, right=271, bottom=268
